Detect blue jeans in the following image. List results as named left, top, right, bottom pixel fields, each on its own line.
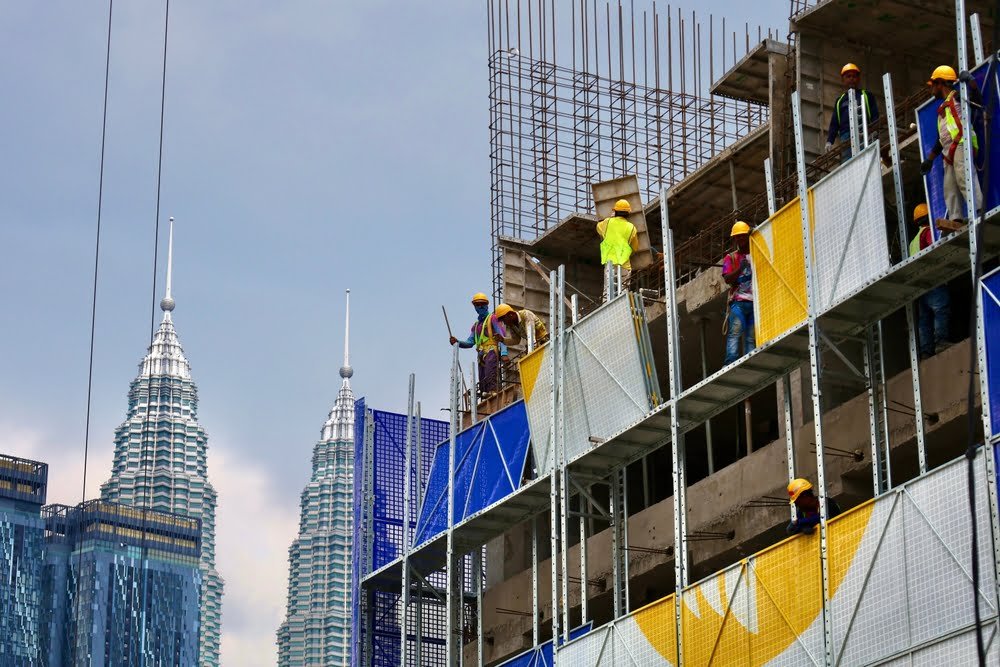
left=725, top=301, right=756, bottom=364
left=918, top=286, right=950, bottom=357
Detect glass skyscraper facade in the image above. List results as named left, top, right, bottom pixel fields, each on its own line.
left=277, top=291, right=355, bottom=665
left=99, top=222, right=224, bottom=664
left=39, top=500, right=202, bottom=666
left=0, top=453, right=48, bottom=666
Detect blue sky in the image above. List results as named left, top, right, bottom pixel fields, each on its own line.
left=0, top=2, right=777, bottom=663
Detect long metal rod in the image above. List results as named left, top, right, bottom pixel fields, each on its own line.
left=865, top=327, right=887, bottom=495
left=662, top=186, right=687, bottom=667
left=548, top=269, right=561, bottom=662
left=877, top=321, right=893, bottom=490
left=400, top=374, right=416, bottom=665
left=558, top=265, right=570, bottom=644
left=971, top=12, right=985, bottom=65
left=579, top=484, right=589, bottom=625
left=698, top=318, right=715, bottom=474
left=532, top=516, right=539, bottom=646
left=884, top=71, right=928, bottom=472
left=416, top=398, right=424, bottom=666
left=476, top=549, right=484, bottom=667
left=445, top=344, right=460, bottom=666
left=783, top=375, right=797, bottom=522
left=792, top=90, right=833, bottom=665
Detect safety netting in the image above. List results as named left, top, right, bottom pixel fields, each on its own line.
left=811, top=142, right=890, bottom=312
left=916, top=60, right=1000, bottom=240
left=496, top=623, right=594, bottom=667
left=413, top=400, right=532, bottom=548
left=749, top=197, right=808, bottom=345
left=556, top=450, right=1000, bottom=666
left=982, top=267, right=1000, bottom=438
left=520, top=292, right=661, bottom=474
left=351, top=399, right=452, bottom=666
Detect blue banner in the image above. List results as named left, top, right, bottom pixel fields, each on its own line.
left=982, top=269, right=1000, bottom=438
left=497, top=623, right=594, bottom=667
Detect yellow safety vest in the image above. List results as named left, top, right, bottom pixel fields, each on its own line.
left=600, top=216, right=636, bottom=267
left=909, top=226, right=927, bottom=257
left=940, top=91, right=979, bottom=150
left=473, top=316, right=499, bottom=353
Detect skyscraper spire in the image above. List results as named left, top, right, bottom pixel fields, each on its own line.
left=160, top=216, right=176, bottom=319
left=340, top=289, right=353, bottom=382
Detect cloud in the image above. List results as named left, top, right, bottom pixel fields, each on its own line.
left=212, top=441, right=299, bottom=667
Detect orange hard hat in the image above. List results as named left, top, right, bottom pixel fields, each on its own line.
left=787, top=478, right=813, bottom=504
left=913, top=203, right=929, bottom=221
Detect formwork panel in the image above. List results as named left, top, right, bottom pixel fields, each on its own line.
left=811, top=142, right=890, bottom=313
left=750, top=199, right=808, bottom=345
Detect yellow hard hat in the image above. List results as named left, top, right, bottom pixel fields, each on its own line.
left=928, top=65, right=958, bottom=84
left=471, top=292, right=490, bottom=304
left=787, top=478, right=813, bottom=504
left=913, top=203, right=929, bottom=221
left=613, top=199, right=632, bottom=213
left=730, top=221, right=751, bottom=237
left=841, top=62, right=861, bottom=75
left=495, top=303, right=514, bottom=318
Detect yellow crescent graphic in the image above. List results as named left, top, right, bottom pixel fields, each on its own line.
left=633, top=501, right=874, bottom=666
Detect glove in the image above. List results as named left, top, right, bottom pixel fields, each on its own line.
left=449, top=336, right=458, bottom=345
left=959, top=70, right=973, bottom=83
left=824, top=142, right=833, bottom=152
left=920, top=158, right=933, bottom=176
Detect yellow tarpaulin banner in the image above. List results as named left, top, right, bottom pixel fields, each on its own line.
left=749, top=196, right=809, bottom=345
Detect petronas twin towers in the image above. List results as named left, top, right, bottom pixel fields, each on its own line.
left=276, top=290, right=356, bottom=665
left=100, top=219, right=224, bottom=664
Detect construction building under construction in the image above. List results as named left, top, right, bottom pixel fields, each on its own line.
left=355, top=0, right=1000, bottom=664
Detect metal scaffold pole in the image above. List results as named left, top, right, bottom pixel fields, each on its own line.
left=792, top=90, right=833, bottom=666
left=362, top=408, right=375, bottom=667
left=884, top=72, right=929, bottom=473
left=446, top=344, right=460, bottom=666
left=415, top=403, right=423, bottom=665
left=548, top=269, right=561, bottom=663
left=558, top=265, right=571, bottom=644
left=400, top=374, right=416, bottom=665
left=661, top=186, right=687, bottom=666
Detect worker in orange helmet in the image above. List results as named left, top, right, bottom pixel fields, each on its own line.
left=449, top=293, right=508, bottom=395
left=920, top=65, right=983, bottom=223
left=910, top=203, right=953, bottom=359
left=596, top=199, right=640, bottom=270
left=495, top=303, right=549, bottom=348
left=722, top=221, right=754, bottom=364
left=786, top=478, right=841, bottom=535
left=826, top=63, right=879, bottom=161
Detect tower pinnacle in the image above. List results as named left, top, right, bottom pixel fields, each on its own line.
left=339, top=289, right=353, bottom=380
left=160, top=216, right=176, bottom=316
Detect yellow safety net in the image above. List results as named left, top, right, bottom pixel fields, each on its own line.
left=749, top=197, right=809, bottom=345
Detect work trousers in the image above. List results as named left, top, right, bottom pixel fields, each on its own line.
left=943, top=143, right=983, bottom=221
left=725, top=301, right=756, bottom=365
left=478, top=349, right=499, bottom=395
left=917, top=286, right=951, bottom=358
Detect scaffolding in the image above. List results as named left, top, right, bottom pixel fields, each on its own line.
left=487, top=0, right=776, bottom=302
left=356, top=2, right=1000, bottom=665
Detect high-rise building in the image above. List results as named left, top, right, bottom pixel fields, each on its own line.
left=276, top=290, right=355, bottom=666
left=99, top=218, right=223, bottom=664
left=0, top=453, right=48, bottom=665
left=39, top=500, right=202, bottom=666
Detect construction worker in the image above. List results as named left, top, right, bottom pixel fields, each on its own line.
left=921, top=65, right=983, bottom=223
left=597, top=199, right=640, bottom=270
left=495, top=303, right=549, bottom=348
left=826, top=63, right=880, bottom=161
left=910, top=203, right=953, bottom=359
left=722, top=221, right=754, bottom=364
left=449, top=293, right=509, bottom=395
left=786, top=478, right=842, bottom=535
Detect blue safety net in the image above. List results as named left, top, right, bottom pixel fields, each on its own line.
left=916, top=60, right=1000, bottom=239
left=496, top=623, right=594, bottom=667
left=413, top=400, right=532, bottom=548
left=351, top=398, right=450, bottom=666
left=983, top=269, right=1000, bottom=438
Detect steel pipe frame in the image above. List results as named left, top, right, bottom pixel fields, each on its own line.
left=446, top=344, right=460, bottom=665
left=558, top=265, right=571, bottom=645
left=548, top=268, right=561, bottom=662
left=400, top=374, right=416, bottom=665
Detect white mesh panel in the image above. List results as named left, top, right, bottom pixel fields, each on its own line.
left=811, top=142, right=890, bottom=312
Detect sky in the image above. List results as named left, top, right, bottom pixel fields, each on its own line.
left=0, top=2, right=777, bottom=664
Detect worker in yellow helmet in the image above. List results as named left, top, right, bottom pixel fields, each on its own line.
left=449, top=292, right=509, bottom=395
left=722, top=221, right=754, bottom=364
left=909, top=203, right=952, bottom=359
left=920, top=65, right=983, bottom=223
left=495, top=303, right=549, bottom=348
left=826, top=63, right=879, bottom=161
left=786, top=478, right=841, bottom=535
left=596, top=199, right=640, bottom=270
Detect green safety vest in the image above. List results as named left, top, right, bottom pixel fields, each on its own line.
left=909, top=226, right=927, bottom=257
left=835, top=90, right=873, bottom=127
left=941, top=91, right=979, bottom=150
left=600, top=216, right=636, bottom=266
left=474, top=316, right=499, bottom=352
